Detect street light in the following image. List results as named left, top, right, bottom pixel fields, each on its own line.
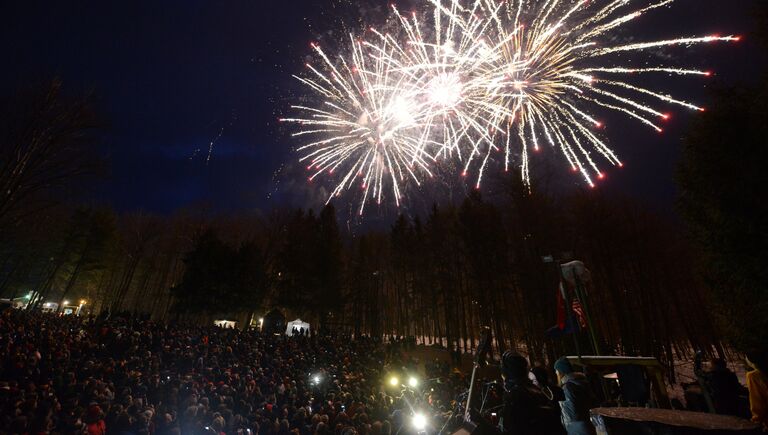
left=79, top=299, right=86, bottom=305
left=389, top=376, right=399, bottom=387
left=408, top=376, right=419, bottom=388
left=62, top=300, right=70, bottom=306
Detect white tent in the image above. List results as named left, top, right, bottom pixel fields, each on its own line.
left=285, top=318, right=310, bottom=336
left=214, top=319, right=237, bottom=329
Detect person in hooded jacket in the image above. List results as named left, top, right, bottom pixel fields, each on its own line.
left=554, top=357, right=596, bottom=435
left=499, top=351, right=563, bottom=435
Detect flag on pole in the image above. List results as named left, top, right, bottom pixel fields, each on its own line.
left=545, top=282, right=586, bottom=338
left=571, top=298, right=587, bottom=328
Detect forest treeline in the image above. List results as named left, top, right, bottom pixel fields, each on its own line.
left=0, top=176, right=727, bottom=372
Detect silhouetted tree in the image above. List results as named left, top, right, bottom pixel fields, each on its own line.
left=0, top=79, right=102, bottom=231
left=171, top=228, right=266, bottom=318
left=54, top=208, right=116, bottom=310
left=316, top=204, right=342, bottom=330
left=677, top=79, right=768, bottom=351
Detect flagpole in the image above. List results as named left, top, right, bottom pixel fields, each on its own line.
left=573, top=273, right=601, bottom=356
left=558, top=268, right=582, bottom=365
left=568, top=262, right=611, bottom=402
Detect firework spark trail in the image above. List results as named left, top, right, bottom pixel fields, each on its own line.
left=574, top=0, right=675, bottom=42
left=591, top=35, right=740, bottom=56
left=575, top=67, right=712, bottom=76
left=282, top=0, right=739, bottom=212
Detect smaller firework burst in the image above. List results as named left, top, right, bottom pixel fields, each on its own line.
left=281, top=36, right=436, bottom=214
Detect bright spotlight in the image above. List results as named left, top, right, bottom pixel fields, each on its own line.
left=412, top=413, right=427, bottom=431
left=408, top=376, right=418, bottom=388
left=389, top=376, right=399, bottom=386
left=312, top=375, right=321, bottom=385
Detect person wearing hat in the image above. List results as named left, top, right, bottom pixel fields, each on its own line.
left=499, top=351, right=563, bottom=435
left=554, top=357, right=596, bottom=435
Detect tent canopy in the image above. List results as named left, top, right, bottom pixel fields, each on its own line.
left=214, top=319, right=237, bottom=329
left=286, top=319, right=310, bottom=336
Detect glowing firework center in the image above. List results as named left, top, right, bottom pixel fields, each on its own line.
left=359, top=96, right=416, bottom=144
left=427, top=73, right=463, bottom=109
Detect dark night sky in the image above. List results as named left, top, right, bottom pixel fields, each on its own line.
left=0, top=0, right=764, bottom=218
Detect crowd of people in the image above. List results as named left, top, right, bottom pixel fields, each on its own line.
left=0, top=309, right=766, bottom=435
left=0, top=310, right=465, bottom=435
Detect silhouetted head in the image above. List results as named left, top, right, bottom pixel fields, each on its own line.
left=501, top=351, right=528, bottom=380
left=531, top=366, right=550, bottom=386
left=711, top=358, right=727, bottom=371
left=554, top=357, right=574, bottom=376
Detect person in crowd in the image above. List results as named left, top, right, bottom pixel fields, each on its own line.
left=614, top=364, right=650, bottom=407
left=554, top=357, right=596, bottom=435
left=694, top=351, right=746, bottom=416
left=86, top=403, right=108, bottom=435
left=746, top=350, right=768, bottom=431
left=499, top=351, right=563, bottom=435
left=531, top=365, right=565, bottom=405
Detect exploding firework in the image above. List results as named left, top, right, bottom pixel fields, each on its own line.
left=280, top=36, right=437, bottom=215
left=282, top=0, right=738, bottom=211
left=416, top=0, right=738, bottom=187
left=383, top=3, right=527, bottom=188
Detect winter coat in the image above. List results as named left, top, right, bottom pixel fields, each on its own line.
left=707, top=367, right=744, bottom=416
left=501, top=379, right=563, bottom=435
left=558, top=373, right=596, bottom=435
left=87, top=419, right=107, bottom=435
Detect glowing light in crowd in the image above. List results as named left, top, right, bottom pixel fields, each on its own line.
left=389, top=376, right=400, bottom=386
left=412, top=412, right=428, bottom=431
left=282, top=0, right=738, bottom=210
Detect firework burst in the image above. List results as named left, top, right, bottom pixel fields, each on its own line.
left=282, top=0, right=738, bottom=211
left=419, top=0, right=738, bottom=187
left=281, top=36, right=436, bottom=215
